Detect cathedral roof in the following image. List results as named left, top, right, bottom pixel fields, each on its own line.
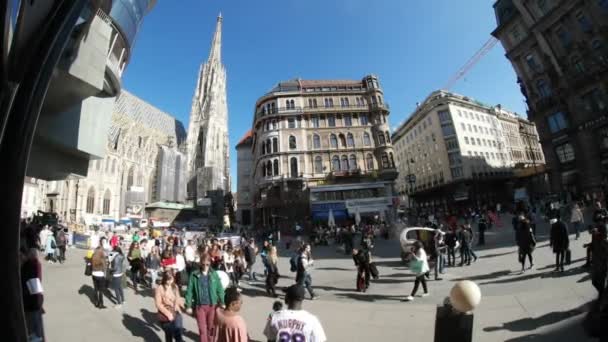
left=109, top=90, right=187, bottom=146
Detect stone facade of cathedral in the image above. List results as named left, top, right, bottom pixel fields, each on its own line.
left=186, top=14, right=231, bottom=210
left=36, top=90, right=186, bottom=225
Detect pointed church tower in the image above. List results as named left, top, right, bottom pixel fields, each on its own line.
left=186, top=14, right=230, bottom=206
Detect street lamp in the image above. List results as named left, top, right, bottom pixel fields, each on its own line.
left=406, top=156, right=416, bottom=209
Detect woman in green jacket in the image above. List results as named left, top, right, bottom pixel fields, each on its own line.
left=185, top=254, right=225, bottom=342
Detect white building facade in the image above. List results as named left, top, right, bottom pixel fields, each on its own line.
left=392, top=90, right=545, bottom=210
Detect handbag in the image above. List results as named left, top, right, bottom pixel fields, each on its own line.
left=157, top=286, right=178, bottom=323
left=51, top=240, right=56, bottom=249
left=84, top=262, right=92, bottom=276
left=410, top=259, right=423, bottom=274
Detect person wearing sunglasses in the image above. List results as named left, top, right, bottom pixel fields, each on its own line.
left=185, top=254, right=225, bottom=342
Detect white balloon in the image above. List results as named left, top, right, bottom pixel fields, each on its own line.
left=216, top=270, right=230, bottom=289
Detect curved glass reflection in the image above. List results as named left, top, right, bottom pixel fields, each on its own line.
left=109, top=0, right=153, bottom=46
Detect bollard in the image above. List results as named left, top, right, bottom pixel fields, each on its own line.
left=434, top=302, right=474, bottom=342
left=434, top=281, right=481, bottom=342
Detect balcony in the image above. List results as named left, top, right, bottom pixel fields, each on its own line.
left=304, top=104, right=371, bottom=112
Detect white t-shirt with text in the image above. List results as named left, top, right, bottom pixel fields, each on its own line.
left=263, top=309, right=327, bottom=342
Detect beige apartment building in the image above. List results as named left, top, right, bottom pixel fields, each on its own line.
left=250, top=75, right=398, bottom=228
left=492, top=0, right=608, bottom=200
left=392, top=90, right=545, bottom=211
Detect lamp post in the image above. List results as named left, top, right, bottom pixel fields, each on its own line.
left=406, top=156, right=416, bottom=210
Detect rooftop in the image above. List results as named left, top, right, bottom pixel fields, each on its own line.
left=109, top=90, right=187, bottom=146
left=392, top=89, right=523, bottom=138
left=236, top=130, right=253, bottom=148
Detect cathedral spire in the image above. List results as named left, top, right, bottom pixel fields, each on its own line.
left=208, top=13, right=222, bottom=63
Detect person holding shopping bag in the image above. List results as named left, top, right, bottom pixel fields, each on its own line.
left=404, top=241, right=430, bottom=302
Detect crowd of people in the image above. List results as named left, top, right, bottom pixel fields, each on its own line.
left=82, top=229, right=326, bottom=342
left=17, top=198, right=608, bottom=341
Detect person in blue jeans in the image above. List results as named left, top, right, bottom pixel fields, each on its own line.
left=433, top=228, right=446, bottom=280
left=465, top=224, right=478, bottom=263
left=296, top=244, right=316, bottom=300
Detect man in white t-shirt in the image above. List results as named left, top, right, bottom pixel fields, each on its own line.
left=263, top=284, right=326, bottom=342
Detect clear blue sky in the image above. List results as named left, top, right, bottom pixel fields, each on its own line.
left=122, top=0, right=526, bottom=192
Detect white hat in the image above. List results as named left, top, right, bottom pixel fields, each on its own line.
left=549, top=218, right=558, bottom=225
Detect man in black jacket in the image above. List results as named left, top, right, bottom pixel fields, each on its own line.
left=550, top=218, right=570, bottom=272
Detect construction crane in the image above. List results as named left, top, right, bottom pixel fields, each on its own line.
left=443, top=37, right=499, bottom=90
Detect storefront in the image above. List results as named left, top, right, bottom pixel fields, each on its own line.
left=310, top=182, right=394, bottom=225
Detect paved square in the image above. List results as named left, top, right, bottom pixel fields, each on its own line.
left=43, top=220, right=597, bottom=341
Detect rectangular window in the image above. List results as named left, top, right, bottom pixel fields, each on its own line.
left=477, top=138, right=481, bottom=145
left=445, top=138, right=459, bottom=150
left=312, top=116, right=319, bottom=128
left=464, top=137, right=469, bottom=144
left=448, top=152, right=461, bottom=165
left=473, top=125, right=478, bottom=133
left=441, top=124, right=455, bottom=137
left=555, top=143, right=575, bottom=163
left=547, top=112, right=568, bottom=133
left=451, top=167, right=462, bottom=179
left=461, top=123, right=466, bottom=131
left=471, top=137, right=476, bottom=145
left=360, top=114, right=368, bottom=125
left=344, top=115, right=352, bottom=127
left=438, top=110, right=451, bottom=123
left=288, top=118, right=295, bottom=129
left=328, top=115, right=336, bottom=127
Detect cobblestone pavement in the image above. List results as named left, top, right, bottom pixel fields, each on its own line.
left=43, top=218, right=597, bottom=341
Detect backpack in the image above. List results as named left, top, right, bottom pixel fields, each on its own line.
left=289, top=253, right=298, bottom=272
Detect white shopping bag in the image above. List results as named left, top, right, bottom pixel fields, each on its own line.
left=26, top=278, right=44, bottom=295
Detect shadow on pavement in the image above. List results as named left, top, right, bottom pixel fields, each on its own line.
left=334, top=292, right=404, bottom=302
left=183, top=329, right=199, bottom=341
left=479, top=250, right=516, bottom=259
left=77, top=284, right=97, bottom=306
left=372, top=260, right=405, bottom=268
left=240, top=286, right=270, bottom=298
left=483, top=301, right=590, bottom=334
left=452, top=270, right=512, bottom=282
left=315, top=267, right=352, bottom=271
left=577, top=274, right=591, bottom=283
left=480, top=266, right=588, bottom=286
left=372, top=277, right=415, bottom=284
left=382, top=272, right=415, bottom=278
left=140, top=308, right=162, bottom=330
left=122, top=313, right=162, bottom=341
